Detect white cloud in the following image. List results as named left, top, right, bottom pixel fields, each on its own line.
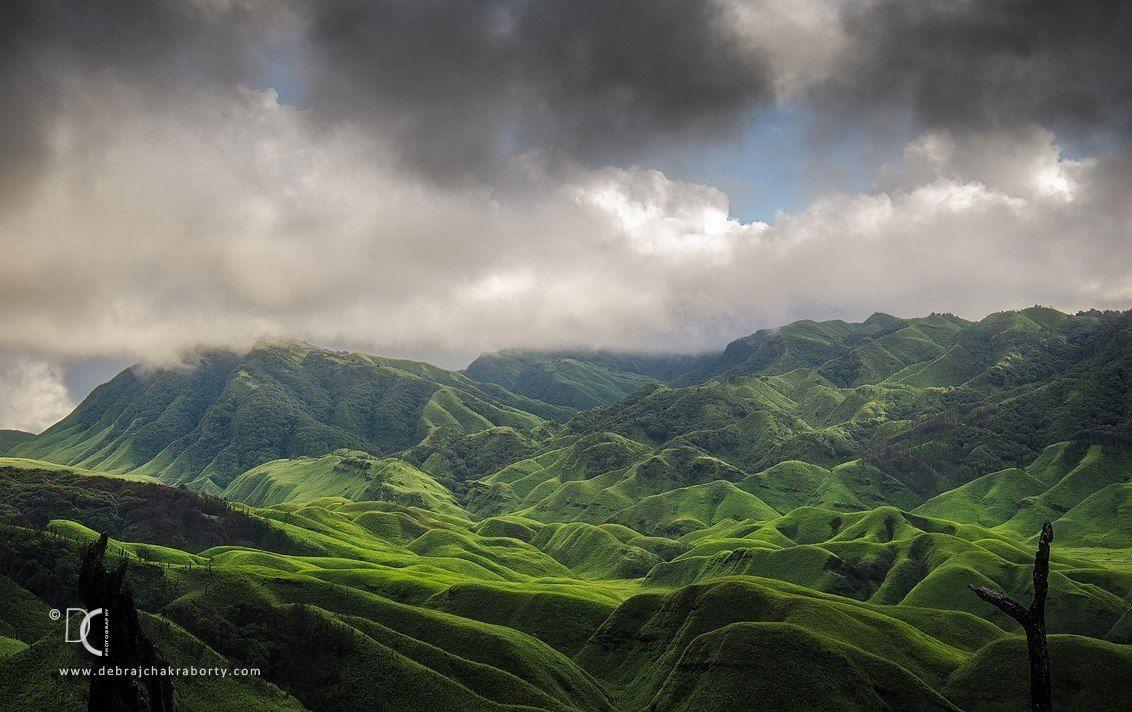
left=0, top=354, right=74, bottom=433
left=903, top=131, right=956, bottom=171
left=566, top=165, right=768, bottom=259
left=463, top=270, right=536, bottom=302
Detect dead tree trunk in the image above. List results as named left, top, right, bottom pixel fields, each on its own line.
left=969, top=521, right=1053, bottom=712
left=79, top=532, right=177, bottom=712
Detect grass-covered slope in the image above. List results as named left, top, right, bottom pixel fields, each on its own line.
left=0, top=476, right=626, bottom=712
left=464, top=349, right=714, bottom=410
left=0, top=463, right=309, bottom=554
left=15, top=308, right=1132, bottom=510
left=465, top=352, right=655, bottom=410
left=10, top=343, right=557, bottom=492
left=560, top=308, right=1132, bottom=502
left=647, top=503, right=1130, bottom=639
left=222, top=449, right=467, bottom=518
left=915, top=440, right=1132, bottom=545
left=578, top=575, right=1130, bottom=712
left=577, top=578, right=973, bottom=711
left=942, top=635, right=1132, bottom=711
left=679, top=312, right=969, bottom=386
left=0, top=456, right=1128, bottom=711
left=0, top=430, right=34, bottom=455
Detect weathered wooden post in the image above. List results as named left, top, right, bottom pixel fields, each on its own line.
left=969, top=521, right=1053, bottom=712
left=79, top=533, right=177, bottom=712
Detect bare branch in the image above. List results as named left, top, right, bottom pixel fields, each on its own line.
left=968, top=584, right=1029, bottom=625
left=968, top=523, right=1054, bottom=712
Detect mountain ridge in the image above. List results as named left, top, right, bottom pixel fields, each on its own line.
left=9, top=342, right=561, bottom=492
left=14, top=307, right=1132, bottom=507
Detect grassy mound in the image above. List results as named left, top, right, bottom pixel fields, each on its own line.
left=0, top=431, right=34, bottom=455
left=942, top=635, right=1132, bottom=711
left=647, top=622, right=958, bottom=711
left=223, top=450, right=467, bottom=518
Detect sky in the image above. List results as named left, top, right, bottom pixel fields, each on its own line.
left=1, top=0, right=1131, bottom=432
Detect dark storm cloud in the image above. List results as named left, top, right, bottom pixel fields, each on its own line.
left=7, top=0, right=1130, bottom=187
left=0, top=0, right=284, bottom=205
left=302, top=0, right=773, bottom=179
left=299, top=0, right=1132, bottom=176
left=823, top=0, right=1132, bottom=141
left=0, top=3, right=48, bottom=207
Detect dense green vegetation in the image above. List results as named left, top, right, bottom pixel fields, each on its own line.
left=2, top=308, right=1129, bottom=710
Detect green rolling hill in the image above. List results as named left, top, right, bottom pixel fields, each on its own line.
left=0, top=431, right=33, bottom=455
left=677, top=312, right=970, bottom=385
left=915, top=440, right=1132, bottom=542
left=9, top=343, right=562, bottom=493
left=464, top=349, right=715, bottom=410
left=222, top=450, right=469, bottom=518
left=1, top=307, right=1129, bottom=710
left=0, top=456, right=1126, bottom=711
left=561, top=307, right=1132, bottom=498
